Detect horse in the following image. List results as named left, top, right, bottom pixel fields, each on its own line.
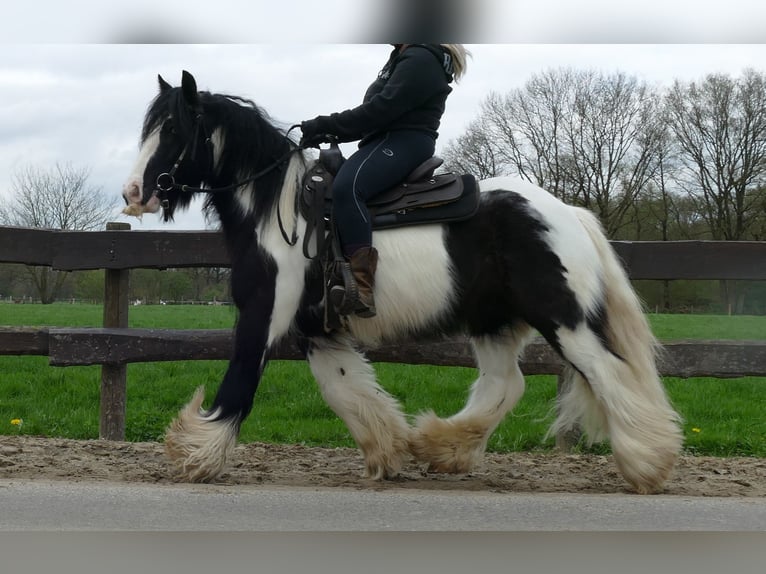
left=122, top=71, right=683, bottom=494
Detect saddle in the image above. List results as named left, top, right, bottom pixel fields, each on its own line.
left=298, top=142, right=480, bottom=331
left=298, top=142, right=480, bottom=259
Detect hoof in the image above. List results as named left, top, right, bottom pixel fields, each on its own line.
left=409, top=411, right=487, bottom=474
left=164, top=387, right=238, bottom=482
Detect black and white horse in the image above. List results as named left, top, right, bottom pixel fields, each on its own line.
left=122, top=71, right=682, bottom=493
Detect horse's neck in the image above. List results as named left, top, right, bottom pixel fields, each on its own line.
left=277, top=153, right=307, bottom=227
left=251, top=153, right=308, bottom=257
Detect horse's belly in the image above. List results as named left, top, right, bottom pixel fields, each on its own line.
left=348, top=225, right=454, bottom=346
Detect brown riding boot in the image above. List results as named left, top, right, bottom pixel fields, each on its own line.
left=348, top=246, right=378, bottom=318
left=327, top=246, right=379, bottom=319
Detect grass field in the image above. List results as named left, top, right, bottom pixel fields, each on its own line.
left=1, top=303, right=764, bottom=457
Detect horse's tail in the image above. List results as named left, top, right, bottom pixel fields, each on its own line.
left=552, top=208, right=683, bottom=493
left=578, top=208, right=664, bottom=394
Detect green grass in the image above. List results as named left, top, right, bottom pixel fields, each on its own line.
left=1, top=303, right=764, bottom=457
left=0, top=302, right=237, bottom=329
left=648, top=314, right=766, bottom=340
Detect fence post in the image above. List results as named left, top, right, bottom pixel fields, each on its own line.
left=100, top=222, right=131, bottom=440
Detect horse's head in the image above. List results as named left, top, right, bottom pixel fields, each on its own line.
left=123, top=70, right=215, bottom=221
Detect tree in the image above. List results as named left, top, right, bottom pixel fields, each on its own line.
left=752, top=186, right=766, bottom=241
left=665, top=70, right=766, bottom=313
left=444, top=68, right=666, bottom=236
left=0, top=163, right=118, bottom=303
left=665, top=69, right=766, bottom=241
left=442, top=117, right=503, bottom=179
left=74, top=270, right=106, bottom=303
left=163, top=271, right=193, bottom=302
left=480, top=70, right=572, bottom=195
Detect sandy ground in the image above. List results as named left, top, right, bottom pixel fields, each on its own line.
left=1, top=435, right=764, bottom=496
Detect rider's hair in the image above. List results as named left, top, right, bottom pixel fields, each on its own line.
left=440, top=44, right=470, bottom=82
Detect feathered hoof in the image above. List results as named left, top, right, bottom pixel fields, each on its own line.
left=610, top=421, right=683, bottom=494
left=164, top=386, right=238, bottom=483
left=357, top=432, right=411, bottom=480
left=408, top=411, right=487, bottom=474
left=362, top=453, right=402, bottom=481
left=613, top=445, right=680, bottom=495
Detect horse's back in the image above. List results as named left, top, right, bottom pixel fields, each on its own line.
left=479, top=176, right=582, bottom=221
left=475, top=175, right=604, bottom=285
left=341, top=175, right=607, bottom=346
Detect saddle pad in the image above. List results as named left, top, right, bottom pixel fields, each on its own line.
left=371, top=174, right=479, bottom=230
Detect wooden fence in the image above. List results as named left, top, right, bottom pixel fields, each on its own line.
left=1, top=223, right=765, bottom=443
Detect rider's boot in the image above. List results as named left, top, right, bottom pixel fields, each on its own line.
left=329, top=246, right=378, bottom=318
left=348, top=246, right=378, bottom=318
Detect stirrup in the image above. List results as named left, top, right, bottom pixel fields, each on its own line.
left=329, top=283, right=356, bottom=316
left=327, top=258, right=358, bottom=316
left=327, top=265, right=376, bottom=318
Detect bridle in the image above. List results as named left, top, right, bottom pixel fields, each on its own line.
left=153, top=106, right=214, bottom=205
left=154, top=113, right=304, bottom=203
left=152, top=107, right=306, bottom=244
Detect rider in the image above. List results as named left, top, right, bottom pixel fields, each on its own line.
left=300, top=43, right=468, bottom=318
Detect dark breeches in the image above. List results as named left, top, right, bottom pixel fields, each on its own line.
left=332, top=130, right=435, bottom=256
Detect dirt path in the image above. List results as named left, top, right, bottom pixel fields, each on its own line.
left=1, top=435, right=764, bottom=496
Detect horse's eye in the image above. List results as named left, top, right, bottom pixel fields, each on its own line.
left=162, top=120, right=177, bottom=135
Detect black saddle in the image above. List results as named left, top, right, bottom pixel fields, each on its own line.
left=298, top=142, right=480, bottom=259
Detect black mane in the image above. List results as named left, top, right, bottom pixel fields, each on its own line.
left=142, top=85, right=300, bottom=225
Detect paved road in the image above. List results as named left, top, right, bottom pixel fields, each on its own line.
left=1, top=479, right=764, bottom=530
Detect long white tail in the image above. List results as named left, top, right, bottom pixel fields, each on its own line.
left=553, top=209, right=683, bottom=493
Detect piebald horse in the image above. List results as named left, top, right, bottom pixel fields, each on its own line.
left=122, top=71, right=682, bottom=493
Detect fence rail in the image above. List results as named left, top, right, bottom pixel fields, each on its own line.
left=3, top=327, right=765, bottom=379
left=2, top=225, right=766, bottom=279
left=1, top=224, right=765, bottom=442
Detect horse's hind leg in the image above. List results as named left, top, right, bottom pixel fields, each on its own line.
left=553, top=324, right=683, bottom=493
left=409, top=326, right=533, bottom=473
left=307, top=336, right=411, bottom=479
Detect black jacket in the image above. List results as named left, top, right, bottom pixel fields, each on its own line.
left=302, top=44, right=454, bottom=146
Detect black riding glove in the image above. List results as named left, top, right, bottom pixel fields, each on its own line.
left=300, top=116, right=333, bottom=147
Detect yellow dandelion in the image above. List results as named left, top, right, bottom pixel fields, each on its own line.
left=10, top=418, right=22, bottom=426
left=691, top=427, right=701, bottom=433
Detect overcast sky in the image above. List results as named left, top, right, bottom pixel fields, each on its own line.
left=2, top=43, right=765, bottom=230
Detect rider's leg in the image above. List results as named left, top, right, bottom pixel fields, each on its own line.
left=331, top=131, right=435, bottom=317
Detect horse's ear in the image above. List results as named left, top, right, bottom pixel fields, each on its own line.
left=158, top=74, right=172, bottom=92
left=181, top=70, right=200, bottom=109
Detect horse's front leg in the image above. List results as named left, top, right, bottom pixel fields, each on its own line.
left=164, top=302, right=270, bottom=482
left=307, top=336, right=412, bottom=479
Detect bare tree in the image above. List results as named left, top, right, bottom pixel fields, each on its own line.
left=1, top=163, right=116, bottom=230
left=442, top=116, right=503, bottom=179
left=482, top=71, right=572, bottom=196
left=568, top=71, right=666, bottom=236
left=752, top=186, right=766, bottom=241
left=665, top=69, right=766, bottom=314
left=442, top=72, right=573, bottom=190
left=665, top=69, right=766, bottom=241
left=637, top=115, right=696, bottom=241
left=0, top=163, right=118, bottom=303
left=444, top=68, right=666, bottom=236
